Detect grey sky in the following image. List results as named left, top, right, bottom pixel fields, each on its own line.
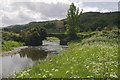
left=82, top=2, right=118, bottom=12
left=0, top=0, right=119, bottom=27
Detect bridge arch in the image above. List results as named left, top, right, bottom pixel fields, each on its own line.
left=46, top=33, right=67, bottom=45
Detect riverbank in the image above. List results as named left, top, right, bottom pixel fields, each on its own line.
left=0, top=46, right=28, bottom=57
left=0, top=40, right=23, bottom=53
left=1, top=40, right=68, bottom=78
left=13, top=30, right=119, bottom=78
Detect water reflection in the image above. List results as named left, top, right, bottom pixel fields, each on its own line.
left=19, top=47, right=47, bottom=61
left=1, top=41, right=67, bottom=78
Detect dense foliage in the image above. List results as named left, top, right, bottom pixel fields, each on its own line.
left=2, top=27, right=47, bottom=47
left=79, top=12, right=119, bottom=31
left=23, top=27, right=47, bottom=46
left=1, top=40, right=23, bottom=52
left=2, top=31, right=23, bottom=42
left=1, top=31, right=23, bottom=52
left=3, top=20, right=65, bottom=34
left=66, top=3, right=82, bottom=40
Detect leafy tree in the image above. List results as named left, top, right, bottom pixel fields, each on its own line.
left=2, top=31, right=23, bottom=42
left=23, top=27, right=47, bottom=46
left=66, top=3, right=82, bottom=40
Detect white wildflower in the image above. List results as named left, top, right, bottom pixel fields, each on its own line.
left=110, top=73, right=118, bottom=78
left=49, top=73, right=53, bottom=76
left=43, top=75, right=46, bottom=78
left=51, top=68, right=55, bottom=71
left=55, top=69, right=59, bottom=72
left=46, top=71, right=49, bottom=73
left=66, top=70, right=69, bottom=74
left=38, top=74, right=41, bottom=76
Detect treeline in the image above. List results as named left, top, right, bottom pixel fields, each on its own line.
left=3, top=20, right=65, bottom=34
left=3, top=11, right=119, bottom=34
left=2, top=31, right=23, bottom=42
left=79, top=12, right=120, bottom=31
left=2, top=26, right=47, bottom=46
left=1, top=31, right=23, bottom=52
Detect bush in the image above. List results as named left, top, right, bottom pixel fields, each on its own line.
left=23, top=27, right=47, bottom=46
left=1, top=40, right=23, bottom=52
left=2, top=31, right=23, bottom=42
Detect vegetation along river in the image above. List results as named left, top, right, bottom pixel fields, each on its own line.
left=0, top=40, right=68, bottom=78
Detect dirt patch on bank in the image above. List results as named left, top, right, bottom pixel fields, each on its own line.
left=0, top=46, right=28, bottom=57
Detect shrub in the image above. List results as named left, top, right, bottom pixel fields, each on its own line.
left=23, top=27, right=47, bottom=46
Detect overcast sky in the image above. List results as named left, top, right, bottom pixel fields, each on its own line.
left=0, top=0, right=119, bottom=27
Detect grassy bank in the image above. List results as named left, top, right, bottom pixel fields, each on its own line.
left=47, top=37, right=59, bottom=41
left=0, top=40, right=23, bottom=52
left=13, top=30, right=119, bottom=78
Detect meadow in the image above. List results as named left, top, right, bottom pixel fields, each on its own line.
left=12, top=30, right=119, bottom=78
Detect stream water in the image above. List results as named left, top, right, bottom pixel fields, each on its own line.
left=0, top=40, right=68, bottom=78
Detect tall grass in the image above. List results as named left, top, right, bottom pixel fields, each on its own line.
left=0, top=40, right=23, bottom=52
left=13, top=30, right=119, bottom=78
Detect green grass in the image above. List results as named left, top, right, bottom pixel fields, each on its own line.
left=12, top=30, right=119, bottom=78
left=0, top=40, right=23, bottom=52
left=47, top=37, right=59, bottom=41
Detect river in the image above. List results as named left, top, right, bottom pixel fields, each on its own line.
left=0, top=40, right=68, bottom=78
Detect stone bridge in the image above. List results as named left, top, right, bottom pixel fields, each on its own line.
left=47, top=33, right=67, bottom=45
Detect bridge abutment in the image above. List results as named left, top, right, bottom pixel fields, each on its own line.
left=60, top=39, right=67, bottom=45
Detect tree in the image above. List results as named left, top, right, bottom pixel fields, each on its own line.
left=23, top=27, right=47, bottom=46
left=66, top=3, right=82, bottom=40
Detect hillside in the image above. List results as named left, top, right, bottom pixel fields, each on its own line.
left=79, top=12, right=120, bottom=31
left=3, top=11, right=120, bottom=33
